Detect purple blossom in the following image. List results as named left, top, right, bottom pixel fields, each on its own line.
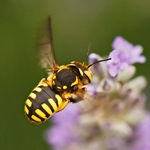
left=44, top=103, right=80, bottom=149
left=89, top=53, right=107, bottom=77
left=44, top=36, right=148, bottom=150
left=129, top=115, right=150, bottom=150
left=107, top=36, right=146, bottom=77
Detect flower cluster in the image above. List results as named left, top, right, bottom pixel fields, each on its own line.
left=44, top=36, right=149, bottom=150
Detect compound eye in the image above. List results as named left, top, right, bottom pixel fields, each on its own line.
left=71, top=85, right=78, bottom=93
left=83, top=70, right=92, bottom=84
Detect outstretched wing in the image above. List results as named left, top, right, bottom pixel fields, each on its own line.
left=38, top=16, right=58, bottom=73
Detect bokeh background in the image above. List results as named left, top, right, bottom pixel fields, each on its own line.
left=1, top=0, right=150, bottom=150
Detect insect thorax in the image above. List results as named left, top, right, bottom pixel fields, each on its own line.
left=48, top=62, right=92, bottom=90
left=48, top=66, right=79, bottom=93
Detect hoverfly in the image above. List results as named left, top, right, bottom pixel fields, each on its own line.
left=24, top=16, right=111, bottom=124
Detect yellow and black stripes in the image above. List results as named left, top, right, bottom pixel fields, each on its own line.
left=25, top=61, right=93, bottom=124
left=25, top=17, right=111, bottom=124
left=24, top=79, right=69, bottom=124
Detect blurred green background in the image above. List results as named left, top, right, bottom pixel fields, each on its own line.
left=1, top=0, right=150, bottom=150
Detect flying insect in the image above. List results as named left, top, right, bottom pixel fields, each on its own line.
left=24, top=17, right=111, bottom=124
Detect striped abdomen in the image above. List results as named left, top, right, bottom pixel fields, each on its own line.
left=24, top=79, right=68, bottom=124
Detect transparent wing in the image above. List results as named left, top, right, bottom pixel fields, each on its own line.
left=38, top=16, right=58, bottom=73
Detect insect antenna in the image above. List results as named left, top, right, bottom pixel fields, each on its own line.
left=88, top=58, right=111, bottom=68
